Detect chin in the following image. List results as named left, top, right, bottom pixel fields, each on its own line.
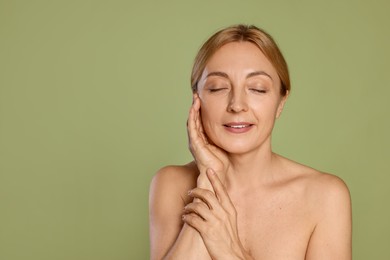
left=214, top=139, right=258, bottom=155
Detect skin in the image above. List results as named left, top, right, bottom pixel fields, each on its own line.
left=149, top=42, right=352, bottom=259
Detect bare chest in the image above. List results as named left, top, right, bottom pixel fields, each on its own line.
left=231, top=190, right=315, bottom=259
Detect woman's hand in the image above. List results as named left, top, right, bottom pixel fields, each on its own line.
left=182, top=169, right=252, bottom=260
left=187, top=93, right=230, bottom=189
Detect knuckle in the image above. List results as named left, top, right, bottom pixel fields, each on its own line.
left=204, top=190, right=215, bottom=200
left=191, top=202, right=202, bottom=212
left=206, top=189, right=215, bottom=197
left=185, top=213, right=195, bottom=222
left=191, top=187, right=201, bottom=194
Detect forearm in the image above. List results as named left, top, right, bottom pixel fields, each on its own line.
left=183, top=170, right=255, bottom=260
left=164, top=223, right=211, bottom=260
left=163, top=176, right=213, bottom=260
left=165, top=223, right=253, bottom=260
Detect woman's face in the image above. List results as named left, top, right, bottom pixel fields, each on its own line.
left=197, top=41, right=287, bottom=154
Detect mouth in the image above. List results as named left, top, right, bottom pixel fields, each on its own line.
left=223, top=122, right=254, bottom=133
left=223, top=124, right=253, bottom=129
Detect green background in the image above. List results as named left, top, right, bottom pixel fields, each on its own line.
left=1, top=0, right=389, bottom=259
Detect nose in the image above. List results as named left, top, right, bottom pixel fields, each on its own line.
left=227, top=89, right=248, bottom=113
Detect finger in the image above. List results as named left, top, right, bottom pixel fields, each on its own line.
left=193, top=97, right=205, bottom=142
left=197, top=109, right=209, bottom=145
left=188, top=188, right=220, bottom=211
left=193, top=96, right=211, bottom=147
left=191, top=97, right=203, bottom=143
left=183, top=201, right=213, bottom=221
left=192, top=96, right=203, bottom=134
left=207, top=168, right=236, bottom=215
left=182, top=213, right=206, bottom=233
left=187, top=98, right=204, bottom=150
left=193, top=93, right=201, bottom=114
left=188, top=97, right=214, bottom=166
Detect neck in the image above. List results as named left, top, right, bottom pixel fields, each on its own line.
left=225, top=141, right=278, bottom=191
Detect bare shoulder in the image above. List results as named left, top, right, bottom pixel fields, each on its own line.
left=308, top=170, right=351, bottom=200
left=301, top=165, right=351, bottom=210
left=150, top=161, right=199, bottom=202
left=149, top=161, right=199, bottom=216
left=153, top=161, right=199, bottom=184
left=275, top=154, right=351, bottom=223
left=277, top=154, right=352, bottom=258
left=277, top=154, right=350, bottom=202
left=305, top=169, right=352, bottom=225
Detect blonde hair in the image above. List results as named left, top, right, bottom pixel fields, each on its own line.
left=191, top=24, right=290, bottom=96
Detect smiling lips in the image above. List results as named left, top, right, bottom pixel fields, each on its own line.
left=223, top=122, right=254, bottom=133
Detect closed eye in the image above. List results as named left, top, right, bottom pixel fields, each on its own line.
left=209, top=88, right=228, bottom=93
left=250, top=88, right=267, bottom=93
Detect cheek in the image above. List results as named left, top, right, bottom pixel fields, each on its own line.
left=250, top=98, right=280, bottom=119
left=199, top=97, right=221, bottom=121
left=199, top=111, right=215, bottom=141
left=200, top=105, right=214, bottom=128
left=199, top=101, right=221, bottom=136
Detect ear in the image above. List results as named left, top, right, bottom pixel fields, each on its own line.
left=276, top=91, right=289, bottom=119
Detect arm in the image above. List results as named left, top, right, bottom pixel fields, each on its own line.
left=305, top=176, right=352, bottom=260
left=149, top=166, right=211, bottom=260
left=149, top=94, right=219, bottom=259
left=150, top=94, right=242, bottom=259
left=183, top=169, right=254, bottom=260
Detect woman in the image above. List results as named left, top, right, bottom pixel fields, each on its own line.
left=149, top=24, right=352, bottom=260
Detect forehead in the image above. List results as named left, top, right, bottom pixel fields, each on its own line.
left=203, top=41, right=278, bottom=80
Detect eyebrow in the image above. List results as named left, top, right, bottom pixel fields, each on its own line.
left=206, top=71, right=229, bottom=79
left=206, top=70, right=273, bottom=80
left=246, top=71, right=273, bottom=80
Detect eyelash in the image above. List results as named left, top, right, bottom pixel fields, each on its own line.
left=208, top=88, right=267, bottom=93
left=209, top=88, right=227, bottom=93
left=250, top=88, right=267, bottom=93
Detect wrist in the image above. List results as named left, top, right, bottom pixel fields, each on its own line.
left=196, top=173, right=213, bottom=191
